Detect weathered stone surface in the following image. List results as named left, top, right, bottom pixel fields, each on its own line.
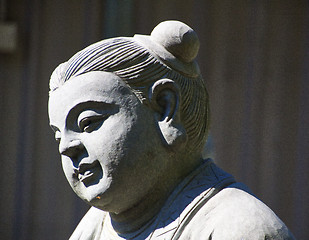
left=48, top=20, right=295, bottom=239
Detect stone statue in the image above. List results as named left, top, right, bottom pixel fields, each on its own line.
left=48, top=21, right=295, bottom=239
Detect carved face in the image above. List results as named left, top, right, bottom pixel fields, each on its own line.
left=48, top=71, right=168, bottom=213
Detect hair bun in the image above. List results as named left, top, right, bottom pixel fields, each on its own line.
left=150, top=20, right=200, bottom=63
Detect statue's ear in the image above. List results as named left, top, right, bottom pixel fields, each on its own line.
left=149, top=79, right=187, bottom=149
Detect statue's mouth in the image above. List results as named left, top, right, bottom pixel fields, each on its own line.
left=75, top=160, right=102, bottom=186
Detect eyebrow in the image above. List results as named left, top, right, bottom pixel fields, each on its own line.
left=50, top=125, right=60, bottom=133
left=67, top=101, right=113, bottom=116
left=49, top=100, right=119, bottom=133
left=65, top=101, right=118, bottom=130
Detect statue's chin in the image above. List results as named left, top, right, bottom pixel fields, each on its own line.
left=71, top=175, right=114, bottom=210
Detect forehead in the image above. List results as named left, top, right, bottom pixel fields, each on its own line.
left=48, top=71, right=134, bottom=124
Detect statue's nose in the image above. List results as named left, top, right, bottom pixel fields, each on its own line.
left=59, top=138, right=84, bottom=158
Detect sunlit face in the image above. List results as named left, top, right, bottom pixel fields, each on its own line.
left=48, top=71, right=168, bottom=213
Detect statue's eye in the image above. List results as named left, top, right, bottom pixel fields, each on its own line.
left=50, top=125, right=61, bottom=144
left=78, top=115, right=107, bottom=133
left=55, top=131, right=61, bottom=143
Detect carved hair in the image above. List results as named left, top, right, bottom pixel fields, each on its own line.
left=50, top=22, right=209, bottom=153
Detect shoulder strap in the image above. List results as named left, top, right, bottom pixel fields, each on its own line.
left=171, top=177, right=235, bottom=240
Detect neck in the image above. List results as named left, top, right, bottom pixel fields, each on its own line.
left=109, top=154, right=204, bottom=236
left=109, top=175, right=179, bottom=235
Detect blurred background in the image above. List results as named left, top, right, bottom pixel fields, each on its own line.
left=0, top=0, right=308, bottom=239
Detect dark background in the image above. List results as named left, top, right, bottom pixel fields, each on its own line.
left=0, top=1, right=308, bottom=239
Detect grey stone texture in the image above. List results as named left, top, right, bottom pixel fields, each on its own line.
left=48, top=21, right=295, bottom=239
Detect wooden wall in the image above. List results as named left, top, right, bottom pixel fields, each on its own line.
left=0, top=1, right=308, bottom=239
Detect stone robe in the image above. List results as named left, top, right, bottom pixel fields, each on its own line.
left=70, top=159, right=295, bottom=240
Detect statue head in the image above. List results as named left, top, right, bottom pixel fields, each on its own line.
left=48, top=21, right=210, bottom=214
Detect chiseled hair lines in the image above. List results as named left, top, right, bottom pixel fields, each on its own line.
left=50, top=37, right=209, bottom=153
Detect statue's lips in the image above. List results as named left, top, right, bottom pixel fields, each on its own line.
left=75, top=161, right=101, bottom=185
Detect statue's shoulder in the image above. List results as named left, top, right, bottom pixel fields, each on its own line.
left=69, top=207, right=107, bottom=240
left=182, top=183, right=295, bottom=239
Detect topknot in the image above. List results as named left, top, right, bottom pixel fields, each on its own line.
left=150, top=20, right=200, bottom=63
left=133, top=20, right=201, bottom=78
